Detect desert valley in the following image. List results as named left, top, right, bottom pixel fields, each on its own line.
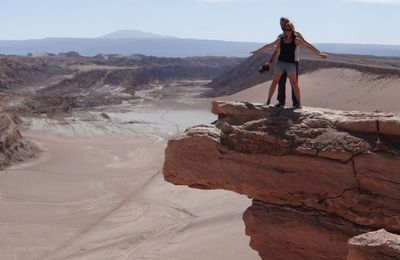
left=0, top=48, right=399, bottom=260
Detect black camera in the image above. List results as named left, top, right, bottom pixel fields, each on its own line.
left=258, top=64, right=270, bottom=73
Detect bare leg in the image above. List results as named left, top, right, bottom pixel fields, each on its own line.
left=267, top=73, right=282, bottom=104
left=288, top=74, right=301, bottom=105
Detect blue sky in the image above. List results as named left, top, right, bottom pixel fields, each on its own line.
left=1, top=0, right=399, bottom=44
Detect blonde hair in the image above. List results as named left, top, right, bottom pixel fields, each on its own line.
left=285, top=22, right=296, bottom=32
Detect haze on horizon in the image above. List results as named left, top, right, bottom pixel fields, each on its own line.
left=1, top=0, right=400, bottom=45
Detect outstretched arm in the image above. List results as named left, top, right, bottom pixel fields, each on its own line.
left=250, top=38, right=280, bottom=56
left=263, top=45, right=280, bottom=67
left=270, top=46, right=280, bottom=63
left=296, top=33, right=322, bottom=56
left=295, top=38, right=328, bottom=59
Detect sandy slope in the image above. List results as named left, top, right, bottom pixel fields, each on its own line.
left=223, top=68, right=400, bottom=113
left=0, top=102, right=258, bottom=260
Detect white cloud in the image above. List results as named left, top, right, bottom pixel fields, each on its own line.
left=347, top=0, right=400, bottom=4
left=198, top=0, right=259, bottom=3
left=198, top=0, right=400, bottom=5
left=201, top=0, right=400, bottom=4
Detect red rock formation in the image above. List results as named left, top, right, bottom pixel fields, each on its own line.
left=347, top=229, right=400, bottom=260
left=163, top=101, right=400, bottom=259
left=0, top=108, right=39, bottom=168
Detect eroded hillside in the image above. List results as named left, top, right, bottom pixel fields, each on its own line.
left=0, top=53, right=243, bottom=114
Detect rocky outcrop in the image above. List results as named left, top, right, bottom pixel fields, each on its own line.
left=163, top=101, right=400, bottom=259
left=347, top=229, right=400, bottom=260
left=0, top=108, right=39, bottom=168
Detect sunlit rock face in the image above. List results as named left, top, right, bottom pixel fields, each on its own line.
left=347, top=229, right=400, bottom=260
left=0, top=108, right=39, bottom=168
left=163, top=101, right=400, bottom=259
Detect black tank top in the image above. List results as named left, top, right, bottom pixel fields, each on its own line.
left=278, top=35, right=296, bottom=63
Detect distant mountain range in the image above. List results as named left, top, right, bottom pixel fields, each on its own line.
left=314, top=43, right=400, bottom=57
left=0, top=30, right=399, bottom=57
left=99, top=30, right=177, bottom=39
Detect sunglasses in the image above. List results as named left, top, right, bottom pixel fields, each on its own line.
left=284, top=28, right=292, bottom=32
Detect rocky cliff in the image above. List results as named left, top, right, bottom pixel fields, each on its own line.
left=0, top=108, right=39, bottom=168
left=163, top=101, right=400, bottom=259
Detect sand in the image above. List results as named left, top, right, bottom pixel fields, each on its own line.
left=223, top=68, right=400, bottom=113
left=0, top=100, right=259, bottom=260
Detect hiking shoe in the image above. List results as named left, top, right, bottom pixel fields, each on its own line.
left=273, top=102, right=285, bottom=108
left=293, top=103, right=302, bottom=109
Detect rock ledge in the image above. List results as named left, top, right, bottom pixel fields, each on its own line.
left=163, top=101, right=400, bottom=259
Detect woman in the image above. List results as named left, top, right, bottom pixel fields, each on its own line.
left=266, top=22, right=327, bottom=108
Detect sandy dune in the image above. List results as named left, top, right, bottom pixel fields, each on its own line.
left=223, top=68, right=400, bottom=113
left=0, top=102, right=258, bottom=260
